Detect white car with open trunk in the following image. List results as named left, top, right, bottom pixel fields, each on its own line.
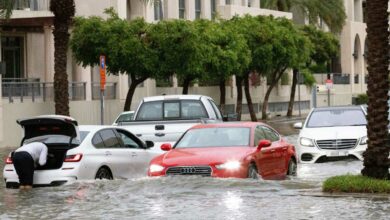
left=3, top=115, right=160, bottom=188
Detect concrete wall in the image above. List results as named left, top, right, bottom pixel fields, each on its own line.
left=0, top=99, right=123, bottom=147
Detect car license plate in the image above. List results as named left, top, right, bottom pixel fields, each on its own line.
left=328, top=151, right=348, bottom=157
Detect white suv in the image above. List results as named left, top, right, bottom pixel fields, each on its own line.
left=294, top=106, right=367, bottom=163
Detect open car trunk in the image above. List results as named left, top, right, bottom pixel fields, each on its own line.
left=35, top=144, right=74, bottom=170
left=17, top=115, right=80, bottom=170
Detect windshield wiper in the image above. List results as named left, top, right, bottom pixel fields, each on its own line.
left=348, top=124, right=367, bottom=126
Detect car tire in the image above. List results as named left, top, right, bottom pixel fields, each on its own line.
left=247, top=164, right=258, bottom=179
left=287, top=158, right=297, bottom=176
left=95, top=167, right=113, bottom=180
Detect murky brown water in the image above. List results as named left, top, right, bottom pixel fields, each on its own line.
left=0, top=122, right=389, bottom=219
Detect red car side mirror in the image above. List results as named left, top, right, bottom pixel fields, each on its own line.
left=257, top=139, right=271, bottom=151
left=160, top=143, right=172, bottom=151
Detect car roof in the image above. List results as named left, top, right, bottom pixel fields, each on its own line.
left=142, top=94, right=210, bottom=102
left=312, top=106, right=363, bottom=111
left=190, top=122, right=265, bottom=129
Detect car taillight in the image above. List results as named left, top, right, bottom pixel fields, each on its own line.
left=64, top=154, right=83, bottom=162
left=5, top=156, right=13, bottom=164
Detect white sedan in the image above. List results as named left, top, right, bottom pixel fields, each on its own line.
left=294, top=106, right=367, bottom=163
left=3, top=115, right=161, bottom=188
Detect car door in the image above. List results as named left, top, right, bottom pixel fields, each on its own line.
left=98, top=129, right=130, bottom=179
left=261, top=126, right=286, bottom=176
left=253, top=126, right=274, bottom=178
left=115, top=128, right=156, bottom=178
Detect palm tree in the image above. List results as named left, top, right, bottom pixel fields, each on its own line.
left=50, top=0, right=75, bottom=116
left=361, top=0, right=389, bottom=179
left=261, top=0, right=346, bottom=117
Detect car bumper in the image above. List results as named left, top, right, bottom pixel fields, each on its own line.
left=3, top=164, right=80, bottom=188
left=297, top=144, right=366, bottom=163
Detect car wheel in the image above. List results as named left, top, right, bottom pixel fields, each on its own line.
left=95, top=167, right=113, bottom=180
left=247, top=164, right=258, bottom=179
left=287, top=158, right=297, bottom=176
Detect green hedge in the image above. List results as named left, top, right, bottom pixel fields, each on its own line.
left=323, top=175, right=390, bottom=193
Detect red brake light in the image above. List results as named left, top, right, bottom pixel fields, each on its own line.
left=5, top=156, right=13, bottom=164
left=64, top=154, right=83, bottom=162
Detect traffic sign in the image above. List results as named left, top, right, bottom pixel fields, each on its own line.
left=325, top=79, right=333, bottom=90
left=100, top=55, right=106, bottom=91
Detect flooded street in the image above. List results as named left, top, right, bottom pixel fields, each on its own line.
left=0, top=124, right=389, bottom=219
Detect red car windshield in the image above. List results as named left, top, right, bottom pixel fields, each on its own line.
left=175, top=127, right=251, bottom=148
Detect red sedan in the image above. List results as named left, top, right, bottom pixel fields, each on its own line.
left=148, top=122, right=297, bottom=179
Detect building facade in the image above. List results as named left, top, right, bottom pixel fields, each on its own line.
left=0, top=0, right=363, bottom=146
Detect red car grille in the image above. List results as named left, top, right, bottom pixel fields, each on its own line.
left=166, top=166, right=212, bottom=176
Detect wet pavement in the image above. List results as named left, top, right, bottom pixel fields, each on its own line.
left=0, top=121, right=389, bottom=219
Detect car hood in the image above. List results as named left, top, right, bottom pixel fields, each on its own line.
left=159, top=147, right=253, bottom=166
left=300, top=126, right=366, bottom=140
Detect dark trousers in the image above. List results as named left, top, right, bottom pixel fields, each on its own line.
left=12, top=151, right=34, bottom=185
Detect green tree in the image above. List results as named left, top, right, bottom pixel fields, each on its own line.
left=201, top=20, right=251, bottom=115
left=286, top=25, right=339, bottom=116
left=71, top=11, right=159, bottom=111
left=361, top=0, right=390, bottom=179
left=258, top=17, right=310, bottom=120
left=149, top=19, right=211, bottom=94
left=262, top=0, right=346, bottom=117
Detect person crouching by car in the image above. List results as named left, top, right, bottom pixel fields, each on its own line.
left=12, top=142, right=48, bottom=189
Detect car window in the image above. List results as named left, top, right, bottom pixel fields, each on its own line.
left=261, top=126, right=279, bottom=142
left=181, top=100, right=208, bottom=119
left=99, top=129, right=121, bottom=148
left=164, top=102, right=180, bottom=118
left=80, top=131, right=89, bottom=143
left=306, top=109, right=367, bottom=128
left=208, top=100, right=222, bottom=120
left=176, top=127, right=250, bottom=148
left=136, top=101, right=163, bottom=120
left=116, top=112, right=134, bottom=123
left=254, top=126, right=267, bottom=146
left=116, top=129, right=142, bottom=149
left=92, top=133, right=105, bottom=149
left=136, top=100, right=208, bottom=120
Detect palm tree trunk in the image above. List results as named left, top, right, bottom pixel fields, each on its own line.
left=219, top=79, right=226, bottom=115
left=50, top=0, right=75, bottom=116
left=124, top=75, right=148, bottom=111
left=287, top=69, right=298, bottom=117
left=235, top=76, right=243, bottom=121
left=244, top=74, right=257, bottom=122
left=182, top=77, right=191, bottom=94
left=361, top=0, right=390, bottom=179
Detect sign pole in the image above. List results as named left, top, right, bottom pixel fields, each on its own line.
left=99, top=55, right=106, bottom=125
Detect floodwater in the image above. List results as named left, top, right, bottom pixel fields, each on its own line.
left=0, top=123, right=389, bottom=219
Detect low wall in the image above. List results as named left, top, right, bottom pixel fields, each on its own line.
left=0, top=100, right=123, bottom=147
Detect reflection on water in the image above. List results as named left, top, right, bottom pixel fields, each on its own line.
left=0, top=135, right=389, bottom=219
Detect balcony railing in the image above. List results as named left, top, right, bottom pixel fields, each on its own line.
left=91, top=82, right=117, bottom=100
left=13, top=0, right=50, bottom=11
left=2, top=81, right=86, bottom=103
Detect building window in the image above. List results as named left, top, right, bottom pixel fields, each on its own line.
left=211, top=0, right=216, bottom=19
left=1, top=36, right=24, bottom=79
left=195, top=0, right=201, bottom=19
left=179, top=0, right=186, bottom=19
left=248, top=0, right=252, bottom=7
left=226, top=0, right=231, bottom=5
left=154, top=0, right=163, bottom=21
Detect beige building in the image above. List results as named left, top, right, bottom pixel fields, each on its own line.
left=0, top=0, right=363, bottom=146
